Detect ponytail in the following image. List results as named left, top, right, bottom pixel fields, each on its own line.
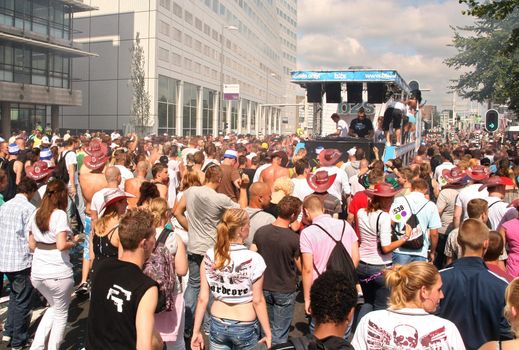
left=214, top=209, right=248, bottom=270
left=384, top=262, right=438, bottom=309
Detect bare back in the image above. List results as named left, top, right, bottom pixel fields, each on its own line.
left=125, top=177, right=147, bottom=208
left=80, top=173, right=108, bottom=216
left=260, top=165, right=289, bottom=190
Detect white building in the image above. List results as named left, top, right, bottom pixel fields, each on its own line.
left=63, top=0, right=297, bottom=136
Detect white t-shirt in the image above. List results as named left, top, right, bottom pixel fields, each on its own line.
left=455, top=184, right=489, bottom=222
left=30, top=209, right=73, bottom=280
left=204, top=244, right=266, bottom=304
left=63, top=150, right=77, bottom=169
left=91, top=187, right=115, bottom=217
left=486, top=196, right=511, bottom=230
left=352, top=308, right=466, bottom=350
left=434, top=162, right=455, bottom=189
left=115, top=165, right=134, bottom=191
left=291, top=178, right=313, bottom=202
left=358, top=209, right=392, bottom=265
left=337, top=119, right=348, bottom=137
left=253, top=163, right=271, bottom=183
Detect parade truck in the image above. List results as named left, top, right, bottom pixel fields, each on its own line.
left=290, top=69, right=423, bottom=165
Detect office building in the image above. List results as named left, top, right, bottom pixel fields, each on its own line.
left=0, top=0, right=96, bottom=137
left=65, top=0, right=298, bottom=136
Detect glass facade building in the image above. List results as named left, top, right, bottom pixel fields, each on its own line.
left=0, top=0, right=96, bottom=136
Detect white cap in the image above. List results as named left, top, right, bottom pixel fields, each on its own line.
left=41, top=136, right=50, bottom=144
left=223, top=149, right=238, bottom=159
left=347, top=147, right=356, bottom=156
left=63, top=134, right=71, bottom=141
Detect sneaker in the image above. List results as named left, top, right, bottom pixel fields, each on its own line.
left=2, top=335, right=11, bottom=343
left=385, top=142, right=391, bottom=147
left=74, top=282, right=89, bottom=296
left=395, top=142, right=401, bottom=146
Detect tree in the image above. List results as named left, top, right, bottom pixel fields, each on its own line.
left=130, top=32, right=152, bottom=136
left=446, top=2, right=519, bottom=112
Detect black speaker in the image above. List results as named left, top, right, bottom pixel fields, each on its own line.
left=307, top=84, right=322, bottom=103
left=325, top=82, right=341, bottom=103
left=368, top=83, right=387, bottom=103
left=347, top=83, right=362, bottom=103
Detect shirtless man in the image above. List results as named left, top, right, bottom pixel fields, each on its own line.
left=125, top=160, right=150, bottom=208
left=151, top=163, right=169, bottom=200
left=76, top=146, right=109, bottom=295
left=259, top=151, right=290, bottom=190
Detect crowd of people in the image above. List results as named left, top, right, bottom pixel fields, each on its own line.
left=0, top=125, right=517, bottom=350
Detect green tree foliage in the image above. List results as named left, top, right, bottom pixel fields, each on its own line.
left=130, top=32, right=152, bottom=136
left=446, top=1, right=519, bottom=112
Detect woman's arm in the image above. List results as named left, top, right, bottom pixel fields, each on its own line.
left=251, top=275, right=272, bottom=348
left=174, top=235, right=188, bottom=276
left=28, top=232, right=36, bottom=251
left=191, top=261, right=210, bottom=350
left=56, top=231, right=82, bottom=251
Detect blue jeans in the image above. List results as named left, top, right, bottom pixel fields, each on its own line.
left=4, top=268, right=34, bottom=347
left=392, top=252, right=427, bottom=265
left=210, top=316, right=260, bottom=350
left=355, top=262, right=390, bottom=329
left=184, top=254, right=212, bottom=337
left=263, top=290, right=297, bottom=345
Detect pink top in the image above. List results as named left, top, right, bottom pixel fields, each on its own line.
left=300, top=214, right=358, bottom=281
left=503, top=218, right=519, bottom=278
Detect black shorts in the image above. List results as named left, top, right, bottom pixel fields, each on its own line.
left=383, top=107, right=403, bottom=131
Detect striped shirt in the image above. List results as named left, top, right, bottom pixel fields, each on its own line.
left=0, top=194, right=36, bottom=272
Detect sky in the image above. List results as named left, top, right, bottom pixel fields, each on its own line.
left=296, top=0, right=476, bottom=110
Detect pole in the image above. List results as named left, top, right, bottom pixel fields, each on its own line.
left=219, top=24, right=225, bottom=136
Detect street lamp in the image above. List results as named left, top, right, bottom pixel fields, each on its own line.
left=219, top=25, right=238, bottom=136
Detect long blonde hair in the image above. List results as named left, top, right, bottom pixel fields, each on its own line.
left=385, top=262, right=439, bottom=309
left=94, top=206, right=120, bottom=235
left=214, top=209, right=249, bottom=270
left=149, top=197, right=169, bottom=227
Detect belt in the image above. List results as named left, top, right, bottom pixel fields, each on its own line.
left=188, top=253, right=204, bottom=265
left=212, top=316, right=256, bottom=325
left=35, top=242, right=57, bottom=250
left=359, top=261, right=392, bottom=268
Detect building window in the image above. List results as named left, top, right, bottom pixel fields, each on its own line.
left=172, top=28, right=182, bottom=42
left=184, top=10, right=192, bottom=24
left=160, top=0, right=171, bottom=10
left=231, top=102, right=238, bottom=131
left=183, top=82, right=197, bottom=136
left=158, top=75, right=177, bottom=135
left=241, top=99, right=247, bottom=131
left=195, top=17, right=202, bottom=31
left=172, top=2, right=182, bottom=17
left=202, top=88, right=215, bottom=135
left=184, top=34, right=192, bottom=47
left=159, top=20, right=169, bottom=36
left=159, top=47, right=169, bottom=62
left=172, top=52, right=181, bottom=66
left=250, top=101, right=256, bottom=131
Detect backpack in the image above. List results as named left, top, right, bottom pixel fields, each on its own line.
left=391, top=197, right=430, bottom=250
left=53, top=150, right=73, bottom=184
left=143, top=228, right=177, bottom=313
left=486, top=200, right=501, bottom=228
left=310, top=220, right=357, bottom=283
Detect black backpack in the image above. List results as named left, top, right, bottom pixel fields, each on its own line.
left=53, top=150, right=73, bottom=184
left=310, top=220, right=357, bottom=283
left=391, top=197, right=430, bottom=250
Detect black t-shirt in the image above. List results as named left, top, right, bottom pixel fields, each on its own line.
left=349, top=118, right=374, bottom=138
left=253, top=224, right=300, bottom=293
left=86, top=259, right=157, bottom=350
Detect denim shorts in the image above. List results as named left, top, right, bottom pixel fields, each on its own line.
left=209, top=316, right=260, bottom=350
left=82, top=216, right=91, bottom=260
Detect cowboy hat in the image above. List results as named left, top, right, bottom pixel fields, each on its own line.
left=318, top=149, right=342, bottom=167
left=99, top=188, right=135, bottom=217
left=84, top=138, right=108, bottom=157
left=478, top=176, right=509, bottom=191
left=365, top=183, right=401, bottom=198
left=26, top=161, right=54, bottom=181
left=466, top=165, right=490, bottom=182
left=442, top=167, right=466, bottom=184
left=84, top=152, right=109, bottom=170
left=307, top=170, right=337, bottom=193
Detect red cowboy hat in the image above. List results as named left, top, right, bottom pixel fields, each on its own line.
left=26, top=161, right=54, bottom=181
left=99, top=188, right=135, bottom=217
left=307, top=170, right=337, bottom=193
left=442, top=167, right=466, bottom=184
left=318, top=149, right=342, bottom=167
left=365, top=183, right=401, bottom=198
left=479, top=176, right=510, bottom=191
left=84, top=152, right=109, bottom=170
left=466, top=165, right=490, bottom=182
left=85, top=138, right=108, bottom=157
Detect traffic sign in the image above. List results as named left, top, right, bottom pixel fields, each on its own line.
left=485, top=109, right=499, bottom=132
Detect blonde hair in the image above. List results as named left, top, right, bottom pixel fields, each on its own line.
left=214, top=209, right=249, bottom=270
left=94, top=207, right=119, bottom=235
left=385, top=262, right=439, bottom=309
left=505, top=278, right=519, bottom=336
left=149, top=197, right=169, bottom=227
left=458, top=218, right=489, bottom=252
left=273, top=176, right=294, bottom=196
